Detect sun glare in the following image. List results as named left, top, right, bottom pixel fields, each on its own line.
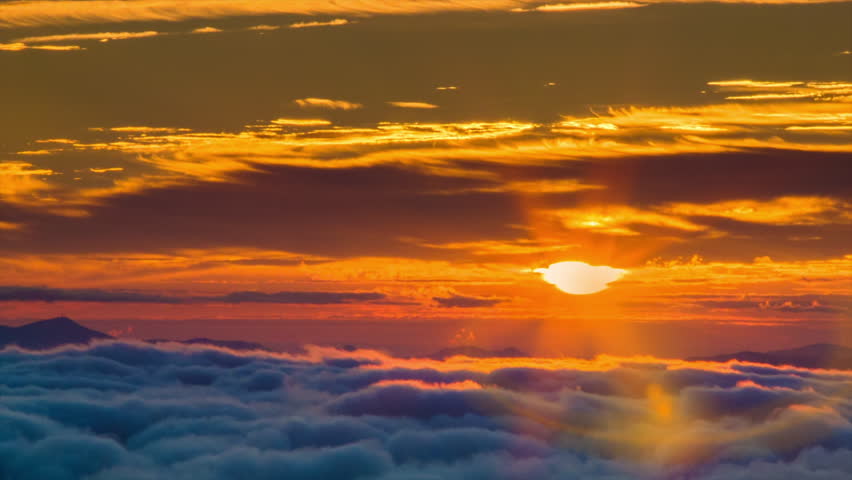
left=535, top=261, right=628, bottom=295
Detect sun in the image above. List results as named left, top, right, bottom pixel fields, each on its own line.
left=534, top=261, right=628, bottom=295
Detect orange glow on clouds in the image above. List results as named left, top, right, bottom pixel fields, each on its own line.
left=371, top=379, right=483, bottom=390
left=516, top=2, right=647, bottom=12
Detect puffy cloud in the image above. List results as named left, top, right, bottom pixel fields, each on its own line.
left=1, top=342, right=851, bottom=479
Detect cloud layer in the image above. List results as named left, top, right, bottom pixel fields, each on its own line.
left=1, top=0, right=848, bottom=29
left=0, top=286, right=389, bottom=305
left=1, top=342, right=851, bottom=479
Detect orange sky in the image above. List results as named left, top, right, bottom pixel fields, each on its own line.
left=0, top=0, right=850, bottom=354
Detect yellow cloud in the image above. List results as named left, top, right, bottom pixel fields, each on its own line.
left=516, top=2, right=647, bottom=12
left=0, top=42, right=81, bottom=51
left=15, top=31, right=158, bottom=43
left=0, top=0, right=529, bottom=28
left=707, top=80, right=804, bottom=89
left=0, top=1, right=848, bottom=29
left=388, top=101, right=439, bottom=109
left=440, top=179, right=604, bottom=195
left=14, top=76, right=852, bottom=217
left=662, top=196, right=852, bottom=225
left=414, top=238, right=578, bottom=256
left=726, top=93, right=815, bottom=101
left=290, top=18, right=349, bottom=28
left=248, top=24, right=280, bottom=31
left=269, top=118, right=332, bottom=126
left=709, top=79, right=852, bottom=102
left=555, top=206, right=705, bottom=236
left=294, top=97, right=363, bottom=110
left=192, top=26, right=222, bottom=33
left=0, top=162, right=55, bottom=204
left=0, top=221, right=23, bottom=231
left=108, top=126, right=193, bottom=133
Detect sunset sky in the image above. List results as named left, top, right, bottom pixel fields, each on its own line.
left=1, top=0, right=850, bottom=356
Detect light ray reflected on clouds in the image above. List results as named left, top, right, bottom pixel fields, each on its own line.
left=2, top=342, right=852, bottom=478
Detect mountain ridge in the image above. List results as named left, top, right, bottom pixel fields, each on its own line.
left=3, top=318, right=852, bottom=370
left=689, top=343, right=852, bottom=370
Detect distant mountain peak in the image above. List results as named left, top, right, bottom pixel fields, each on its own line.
left=35, top=316, right=78, bottom=326
left=0, top=317, right=112, bottom=350
left=690, top=343, right=852, bottom=370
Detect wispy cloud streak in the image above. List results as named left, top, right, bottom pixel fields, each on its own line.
left=2, top=0, right=847, bottom=29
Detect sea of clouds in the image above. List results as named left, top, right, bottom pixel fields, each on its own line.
left=2, top=341, right=852, bottom=480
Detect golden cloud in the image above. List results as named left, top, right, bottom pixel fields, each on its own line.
left=191, top=26, right=222, bottom=33
left=294, top=97, right=363, bottom=110
left=514, top=2, right=647, bottom=12
left=0, top=162, right=55, bottom=204
left=0, top=0, right=528, bottom=28
left=1, top=1, right=849, bottom=29
left=12, top=77, right=852, bottom=220
left=662, top=196, right=852, bottom=225
left=269, top=118, right=332, bottom=126
left=554, top=206, right=706, bottom=236
left=15, top=31, right=159, bottom=43
left=388, top=101, right=440, bottom=109
left=0, top=42, right=82, bottom=51
left=290, top=18, right=349, bottom=28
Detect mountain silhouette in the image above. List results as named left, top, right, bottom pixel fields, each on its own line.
left=3, top=317, right=850, bottom=370
left=690, top=343, right=852, bottom=370
left=0, top=318, right=270, bottom=351
left=0, top=317, right=112, bottom=350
